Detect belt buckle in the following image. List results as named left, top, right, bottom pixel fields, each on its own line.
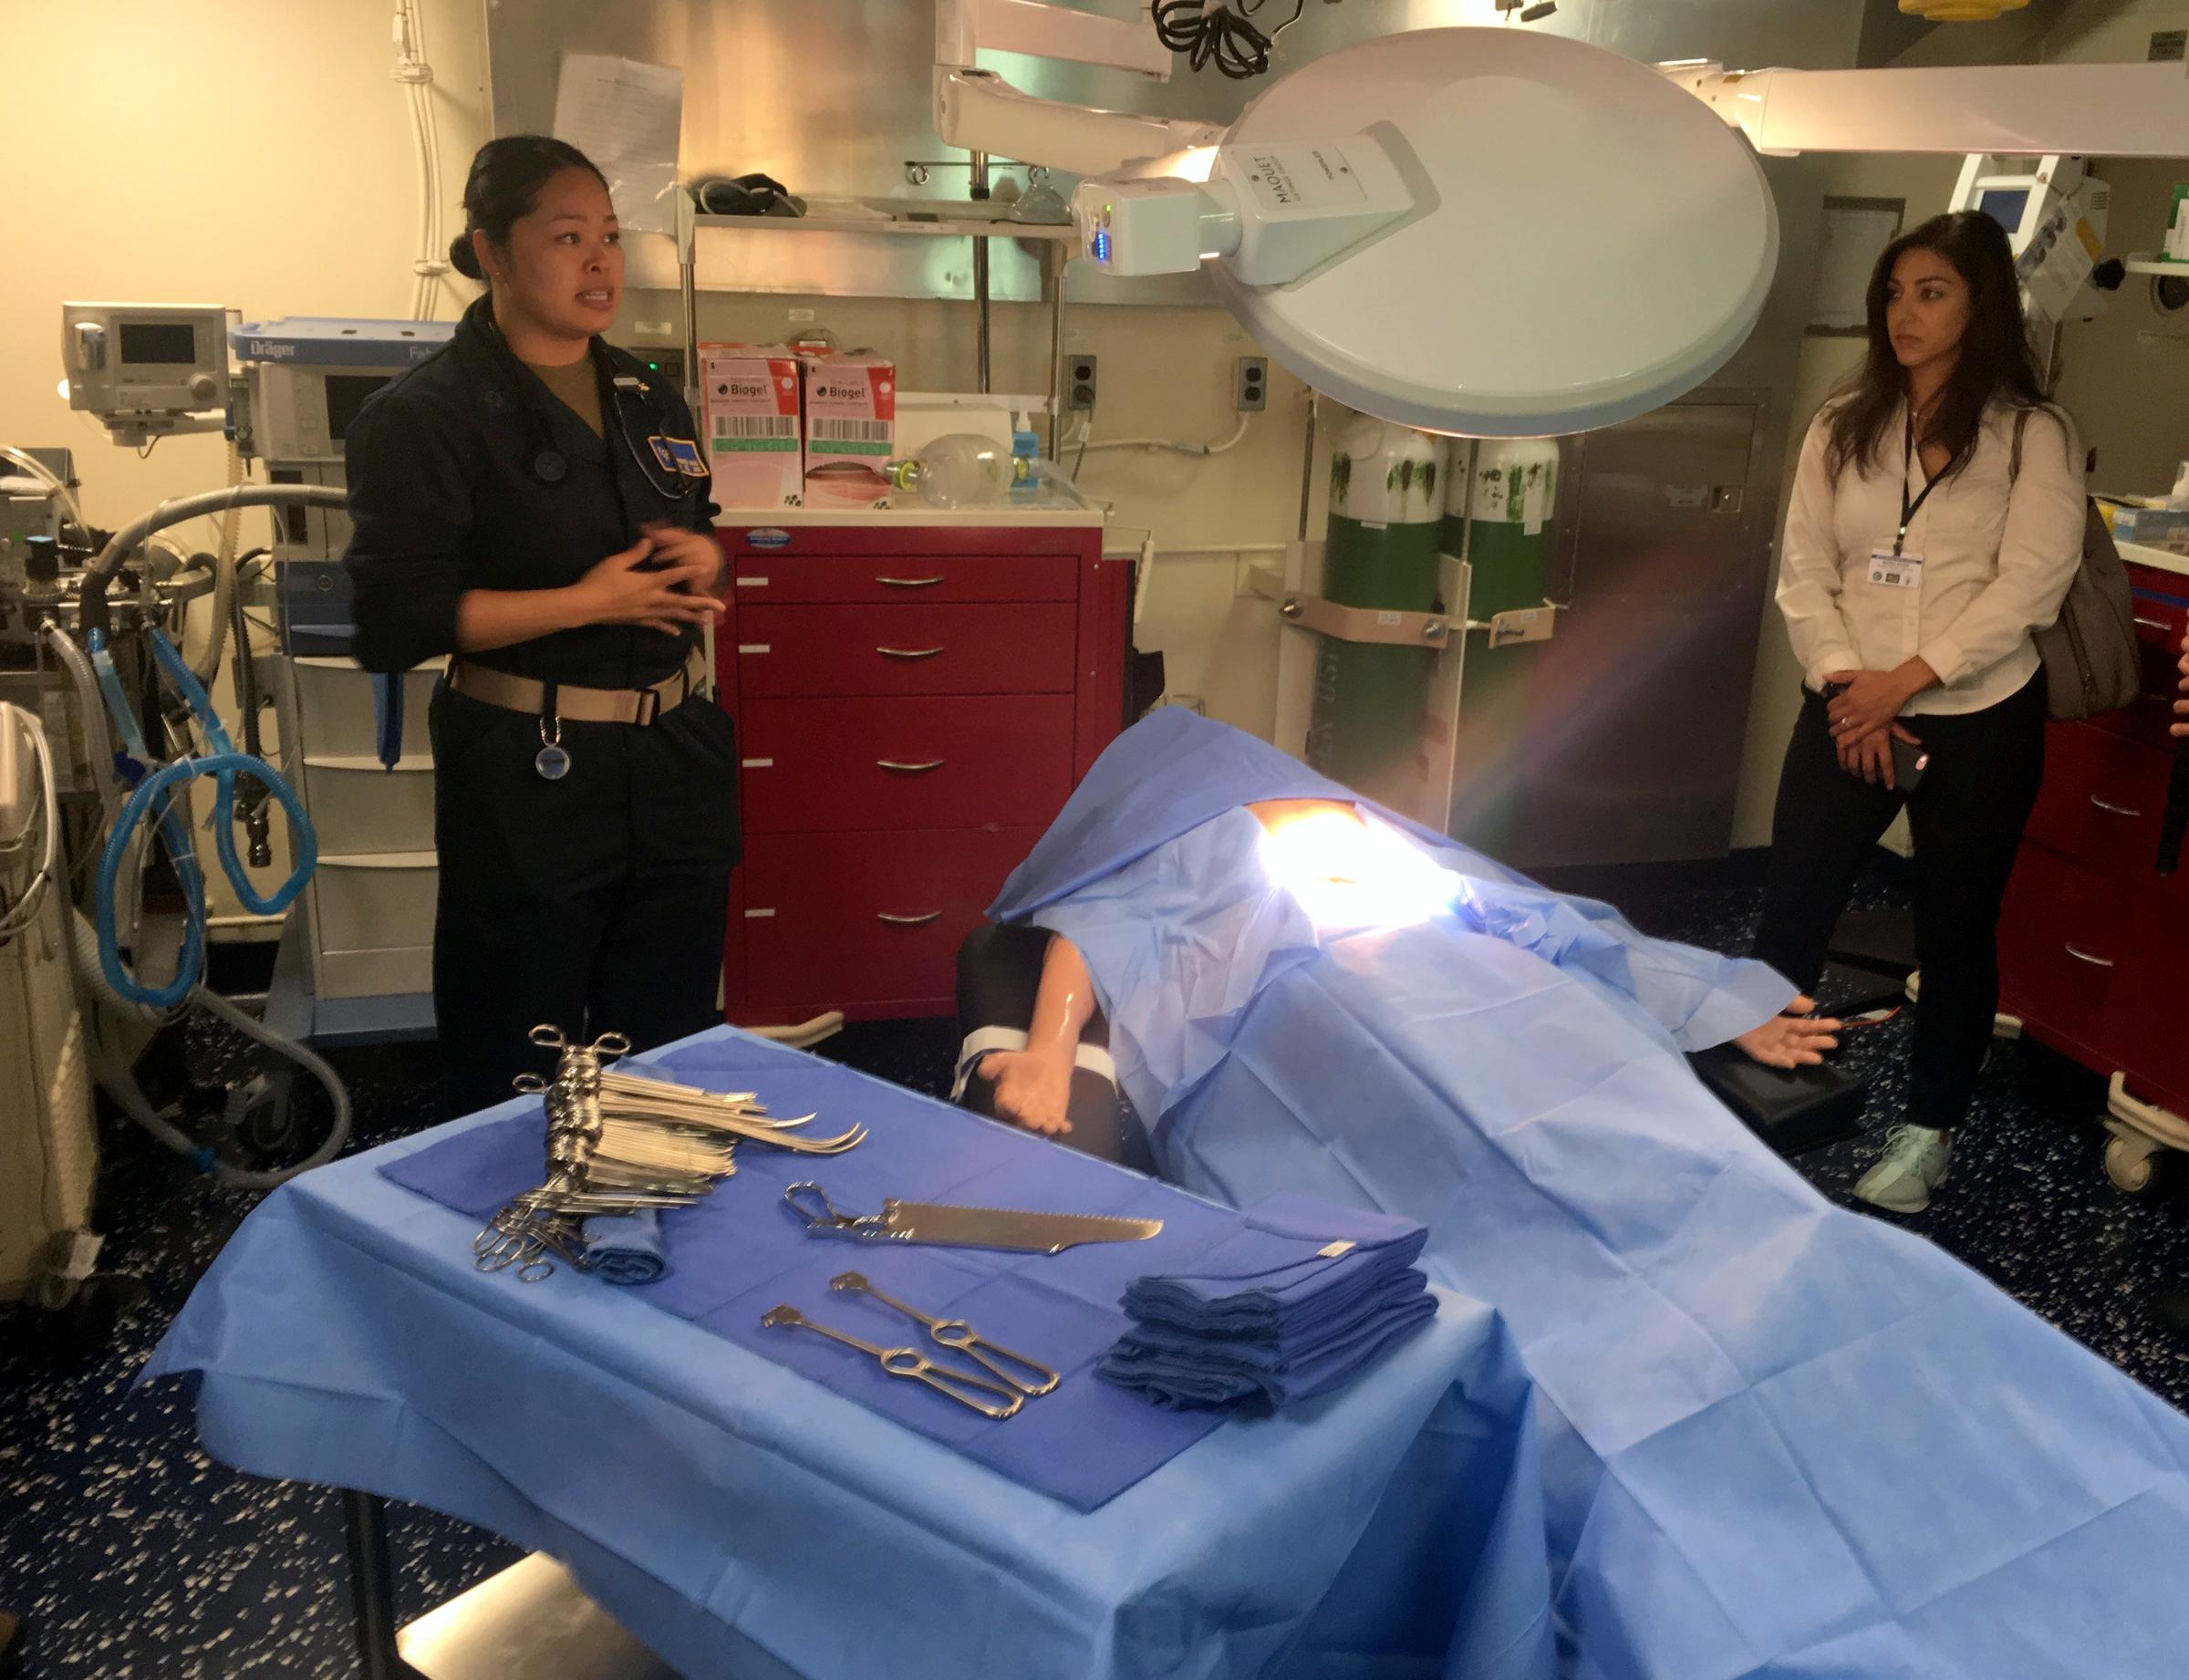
left=636, top=684, right=664, bottom=727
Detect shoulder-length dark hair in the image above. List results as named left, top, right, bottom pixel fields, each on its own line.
left=1825, top=211, right=2049, bottom=489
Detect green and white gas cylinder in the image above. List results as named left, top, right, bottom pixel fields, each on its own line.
left=1304, top=415, right=1448, bottom=807
left=1445, top=438, right=1559, bottom=854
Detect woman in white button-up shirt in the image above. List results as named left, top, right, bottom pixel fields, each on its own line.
left=1753, top=210, right=2086, bottom=1215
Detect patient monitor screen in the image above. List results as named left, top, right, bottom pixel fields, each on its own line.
left=1976, top=186, right=2031, bottom=236
left=119, top=322, right=198, bottom=365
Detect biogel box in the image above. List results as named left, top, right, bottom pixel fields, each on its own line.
left=699, top=345, right=802, bottom=508
left=799, top=353, right=896, bottom=509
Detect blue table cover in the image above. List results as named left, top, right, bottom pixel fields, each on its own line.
left=145, top=1030, right=1560, bottom=1680
left=992, top=711, right=2189, bottom=1680
left=379, top=1034, right=1248, bottom=1511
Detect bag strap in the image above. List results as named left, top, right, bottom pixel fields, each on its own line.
left=2009, top=407, right=2031, bottom=484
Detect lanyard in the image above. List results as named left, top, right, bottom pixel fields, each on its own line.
left=1895, top=410, right=1940, bottom=557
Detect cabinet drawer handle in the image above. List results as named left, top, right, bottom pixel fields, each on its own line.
left=877, top=759, right=946, bottom=773
left=877, top=576, right=945, bottom=588
left=877, top=910, right=942, bottom=926
left=2064, top=942, right=2116, bottom=970
left=2090, top=795, right=2143, bottom=818
left=2133, top=616, right=2171, bottom=634
left=877, top=646, right=945, bottom=660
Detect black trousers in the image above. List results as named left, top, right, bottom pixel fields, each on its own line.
left=429, top=684, right=742, bottom=1116
left=955, top=922, right=1153, bottom=1172
left=1751, top=673, right=2046, bottom=1132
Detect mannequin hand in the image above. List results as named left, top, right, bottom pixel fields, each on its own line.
left=978, top=1047, right=1074, bottom=1136
left=1837, top=721, right=1922, bottom=788
left=570, top=535, right=725, bottom=636
left=1824, top=662, right=1934, bottom=747
left=1734, top=996, right=1842, bottom=1070
left=641, top=521, right=728, bottom=592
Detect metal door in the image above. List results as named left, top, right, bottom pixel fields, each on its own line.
left=1512, top=396, right=1773, bottom=867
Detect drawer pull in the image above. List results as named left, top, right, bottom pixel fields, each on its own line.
left=877, top=646, right=945, bottom=660
left=877, top=576, right=945, bottom=588
left=877, top=759, right=946, bottom=773
left=877, top=910, right=943, bottom=926
left=2064, top=943, right=2117, bottom=970
left=2133, top=616, right=2172, bottom=634
left=2090, top=795, right=2143, bottom=818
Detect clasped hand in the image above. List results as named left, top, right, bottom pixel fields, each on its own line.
left=1823, top=663, right=1932, bottom=789
left=2174, top=630, right=2187, bottom=741
left=573, top=523, right=727, bottom=636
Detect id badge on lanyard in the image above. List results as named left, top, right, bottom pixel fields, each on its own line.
left=1869, top=547, right=1924, bottom=590
left=1874, top=412, right=1935, bottom=592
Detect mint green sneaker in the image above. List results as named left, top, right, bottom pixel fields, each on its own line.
left=1854, top=1125, right=1952, bottom=1214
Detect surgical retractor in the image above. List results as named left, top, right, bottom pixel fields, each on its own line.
left=761, top=1304, right=1023, bottom=1419
left=829, top=1272, right=1060, bottom=1396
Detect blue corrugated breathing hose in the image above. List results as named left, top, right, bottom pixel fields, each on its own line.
left=91, top=629, right=316, bottom=1009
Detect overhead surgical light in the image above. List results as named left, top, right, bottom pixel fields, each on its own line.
left=936, top=1, right=2189, bottom=438
left=1082, top=29, right=1783, bottom=435
left=940, top=14, right=1774, bottom=436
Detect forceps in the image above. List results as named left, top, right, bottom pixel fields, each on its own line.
left=472, top=1213, right=576, bottom=1282
left=830, top=1272, right=1060, bottom=1397
left=761, top=1305, right=1023, bottom=1419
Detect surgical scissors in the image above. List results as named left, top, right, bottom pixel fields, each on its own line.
left=530, top=1023, right=632, bottom=1058
left=473, top=1210, right=577, bottom=1282
left=829, top=1272, right=1060, bottom=1396
left=761, top=1305, right=1023, bottom=1419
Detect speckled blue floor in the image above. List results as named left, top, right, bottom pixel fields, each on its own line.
left=4, top=865, right=2185, bottom=1678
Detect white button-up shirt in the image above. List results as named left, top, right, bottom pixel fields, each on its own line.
left=1777, top=399, right=2087, bottom=717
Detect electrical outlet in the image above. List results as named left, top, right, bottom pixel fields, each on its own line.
left=1068, top=354, right=1099, bottom=411
left=1235, top=356, right=1268, bottom=412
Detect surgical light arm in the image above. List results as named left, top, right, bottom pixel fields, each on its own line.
left=938, top=0, right=1172, bottom=77
left=933, top=0, right=1219, bottom=179
left=1662, top=59, right=2189, bottom=161
left=934, top=67, right=1223, bottom=180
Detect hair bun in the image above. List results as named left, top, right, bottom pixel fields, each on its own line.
left=448, top=232, right=483, bottom=281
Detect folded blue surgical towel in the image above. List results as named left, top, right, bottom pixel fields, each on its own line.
left=581, top=1209, right=669, bottom=1285
left=1101, top=1194, right=1437, bottom=1409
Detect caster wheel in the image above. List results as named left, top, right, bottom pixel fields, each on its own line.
left=56, top=1271, right=149, bottom=1356
left=227, top=1070, right=300, bottom=1163
left=2105, top=1133, right=2165, bottom=1195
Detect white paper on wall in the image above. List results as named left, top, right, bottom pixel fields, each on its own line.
left=552, top=53, right=683, bottom=236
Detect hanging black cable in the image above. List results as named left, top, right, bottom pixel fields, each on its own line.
left=1153, top=0, right=1305, bottom=80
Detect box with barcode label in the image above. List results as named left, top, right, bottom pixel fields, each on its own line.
left=799, top=353, right=896, bottom=509
left=699, top=345, right=802, bottom=508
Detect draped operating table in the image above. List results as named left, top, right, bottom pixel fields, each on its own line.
left=985, top=710, right=2189, bottom=1680
left=146, top=1030, right=1559, bottom=1680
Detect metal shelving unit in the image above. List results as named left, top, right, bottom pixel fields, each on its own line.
left=670, top=193, right=1079, bottom=453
